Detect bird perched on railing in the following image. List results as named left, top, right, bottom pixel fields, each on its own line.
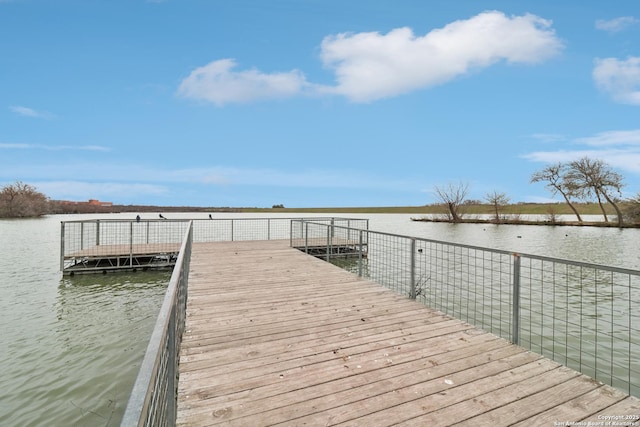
left=159, top=213, right=166, bottom=219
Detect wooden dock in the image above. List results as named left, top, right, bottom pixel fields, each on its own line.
left=62, top=243, right=181, bottom=274
left=177, top=240, right=640, bottom=426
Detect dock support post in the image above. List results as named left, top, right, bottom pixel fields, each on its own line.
left=409, top=238, right=416, bottom=299
left=512, top=253, right=521, bottom=345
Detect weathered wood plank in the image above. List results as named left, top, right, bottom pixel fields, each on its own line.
left=510, top=385, right=630, bottom=427
left=176, top=240, right=640, bottom=427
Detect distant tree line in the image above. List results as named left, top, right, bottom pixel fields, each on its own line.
left=0, top=180, right=244, bottom=218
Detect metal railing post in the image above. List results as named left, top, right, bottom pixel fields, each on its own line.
left=129, top=221, right=134, bottom=266
left=231, top=219, right=234, bottom=241
left=96, top=219, right=100, bottom=246
left=331, top=218, right=336, bottom=241
left=80, top=222, right=85, bottom=250
left=60, top=222, right=65, bottom=271
left=267, top=219, right=271, bottom=241
left=410, top=238, right=416, bottom=299
left=358, top=230, right=363, bottom=277
left=512, top=253, right=521, bottom=345
left=305, top=222, right=309, bottom=254
left=326, top=226, right=331, bottom=262
left=299, top=220, right=303, bottom=244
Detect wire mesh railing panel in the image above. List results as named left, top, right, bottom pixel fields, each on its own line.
left=293, top=221, right=640, bottom=397
left=518, top=256, right=640, bottom=396
left=289, top=218, right=369, bottom=242
left=120, top=223, right=192, bottom=427
left=192, top=219, right=234, bottom=242
left=416, top=242, right=514, bottom=341
left=364, top=232, right=413, bottom=297
left=61, top=217, right=640, bottom=400
left=61, top=220, right=190, bottom=258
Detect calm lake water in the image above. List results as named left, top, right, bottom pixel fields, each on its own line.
left=1, top=212, right=639, bottom=426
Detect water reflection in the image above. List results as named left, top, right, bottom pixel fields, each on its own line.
left=0, top=271, right=168, bottom=427
left=3, top=212, right=640, bottom=425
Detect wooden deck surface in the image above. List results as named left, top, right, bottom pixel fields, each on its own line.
left=177, top=240, right=640, bottom=426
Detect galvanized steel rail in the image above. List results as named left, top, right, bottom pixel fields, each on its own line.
left=120, top=221, right=193, bottom=427
left=109, top=217, right=367, bottom=426
left=65, top=216, right=638, bottom=425
left=293, top=219, right=640, bottom=397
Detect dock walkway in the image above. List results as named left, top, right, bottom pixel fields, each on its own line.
left=177, top=240, right=640, bottom=426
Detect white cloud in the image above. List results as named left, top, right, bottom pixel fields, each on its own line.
left=0, top=142, right=109, bottom=151
left=178, top=11, right=562, bottom=105
left=524, top=149, right=640, bottom=174
left=595, top=16, right=638, bottom=32
left=523, top=129, right=640, bottom=174
left=176, top=59, right=310, bottom=106
left=165, top=166, right=414, bottom=190
left=593, top=57, right=640, bottom=105
left=2, top=159, right=417, bottom=194
left=575, top=129, right=640, bottom=146
left=35, top=181, right=168, bottom=201
left=319, top=11, right=563, bottom=102
left=9, top=105, right=56, bottom=119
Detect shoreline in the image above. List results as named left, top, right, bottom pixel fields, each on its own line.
left=410, top=217, right=639, bottom=228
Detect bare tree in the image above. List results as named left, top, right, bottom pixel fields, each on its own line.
left=622, top=193, right=640, bottom=224
left=433, top=182, right=469, bottom=223
left=530, top=163, right=583, bottom=222
left=485, top=191, right=510, bottom=223
left=0, top=181, right=49, bottom=217
left=566, top=157, right=624, bottom=226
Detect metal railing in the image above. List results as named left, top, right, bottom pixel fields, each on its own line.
left=106, top=216, right=366, bottom=426
left=120, top=221, right=193, bottom=427
left=294, top=220, right=640, bottom=397
left=60, top=219, right=190, bottom=271
left=60, top=217, right=368, bottom=272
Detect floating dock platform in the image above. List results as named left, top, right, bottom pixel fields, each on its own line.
left=62, top=243, right=181, bottom=275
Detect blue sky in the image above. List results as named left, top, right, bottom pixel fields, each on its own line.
left=2, top=0, right=640, bottom=208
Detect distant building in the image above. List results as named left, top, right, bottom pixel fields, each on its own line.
left=56, top=199, right=113, bottom=207
left=87, top=199, right=113, bottom=207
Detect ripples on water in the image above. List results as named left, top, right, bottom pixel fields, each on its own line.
left=0, top=216, right=169, bottom=427
left=1, top=213, right=639, bottom=426
left=2, top=273, right=169, bottom=427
